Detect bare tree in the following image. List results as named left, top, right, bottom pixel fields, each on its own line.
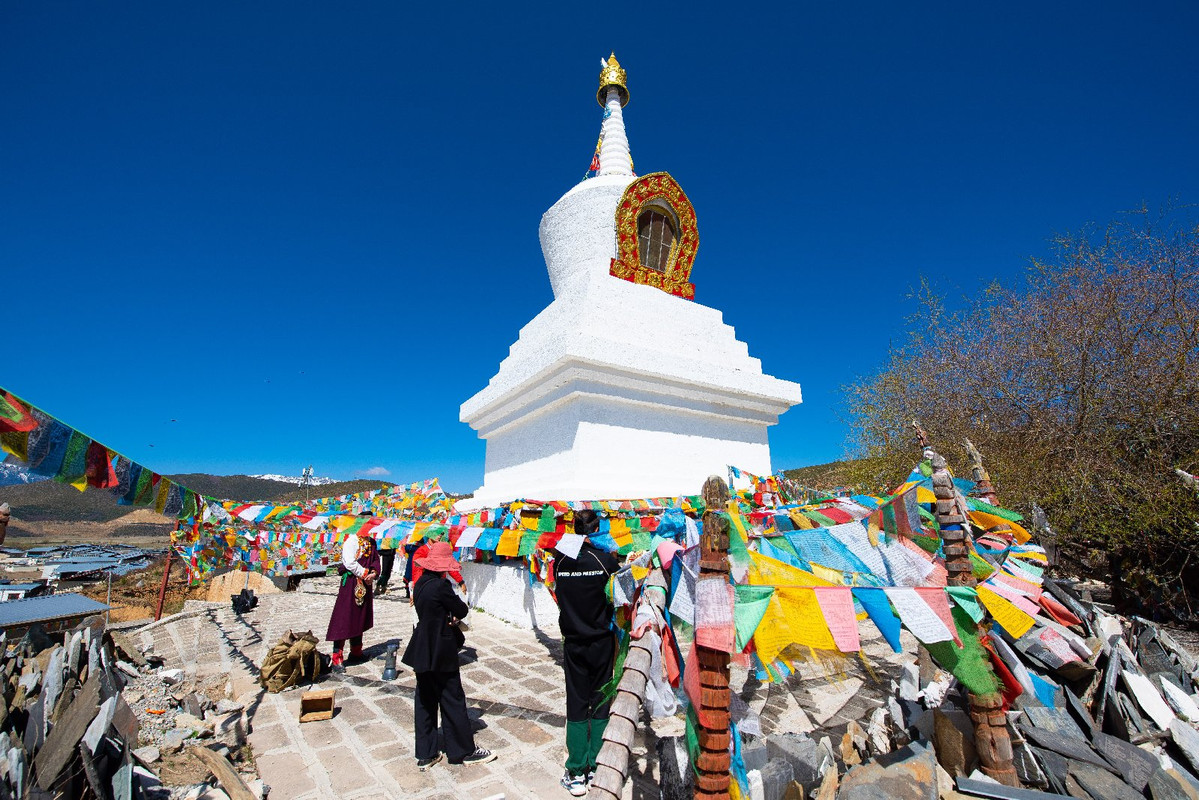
left=845, top=208, right=1199, bottom=618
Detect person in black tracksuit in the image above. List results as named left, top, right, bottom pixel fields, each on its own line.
left=554, top=510, right=619, bottom=795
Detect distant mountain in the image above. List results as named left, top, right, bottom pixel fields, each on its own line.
left=249, top=473, right=339, bottom=486
left=0, top=472, right=397, bottom=524
left=0, top=462, right=47, bottom=487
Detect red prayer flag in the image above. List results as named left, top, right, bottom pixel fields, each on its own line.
left=85, top=442, right=118, bottom=489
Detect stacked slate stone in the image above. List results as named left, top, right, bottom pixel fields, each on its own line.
left=658, top=581, right=1199, bottom=800
left=0, top=617, right=168, bottom=799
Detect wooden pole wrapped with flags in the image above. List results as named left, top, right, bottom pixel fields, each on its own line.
left=694, top=475, right=732, bottom=799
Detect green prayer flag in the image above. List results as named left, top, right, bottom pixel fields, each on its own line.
left=684, top=705, right=701, bottom=776
left=924, top=604, right=999, bottom=696
left=537, top=506, right=556, bottom=533
left=53, top=431, right=90, bottom=486
left=1017, top=560, right=1043, bottom=578
left=946, top=586, right=984, bottom=623
left=966, top=498, right=1024, bottom=522
left=518, top=530, right=539, bottom=557
left=733, top=585, right=774, bottom=651
left=599, top=629, right=630, bottom=702
left=133, top=469, right=155, bottom=506
left=969, top=551, right=994, bottom=580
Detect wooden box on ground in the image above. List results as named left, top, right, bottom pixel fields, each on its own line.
left=299, top=689, right=336, bottom=722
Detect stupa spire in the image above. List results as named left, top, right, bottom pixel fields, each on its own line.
left=595, top=53, right=633, bottom=177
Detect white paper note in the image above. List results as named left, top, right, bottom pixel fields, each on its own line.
left=554, top=533, right=585, bottom=560
left=454, top=527, right=484, bottom=549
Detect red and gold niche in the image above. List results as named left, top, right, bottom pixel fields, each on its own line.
left=608, top=172, right=698, bottom=300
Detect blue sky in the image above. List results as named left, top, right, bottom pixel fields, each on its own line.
left=3, top=2, right=1197, bottom=493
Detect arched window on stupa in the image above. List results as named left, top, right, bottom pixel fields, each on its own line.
left=637, top=207, right=677, bottom=273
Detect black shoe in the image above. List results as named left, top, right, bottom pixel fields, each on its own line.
left=344, top=652, right=368, bottom=667
left=375, top=582, right=388, bottom=596
left=417, top=754, right=441, bottom=771
left=450, top=747, right=495, bottom=765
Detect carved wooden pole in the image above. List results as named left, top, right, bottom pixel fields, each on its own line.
left=930, top=449, right=1018, bottom=786
left=588, top=569, right=668, bottom=800
left=695, top=476, right=732, bottom=800
left=0, top=502, right=9, bottom=547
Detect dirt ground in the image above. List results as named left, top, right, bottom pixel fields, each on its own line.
left=80, top=556, right=210, bottom=620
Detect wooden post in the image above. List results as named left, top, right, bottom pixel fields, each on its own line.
left=0, top=502, right=9, bottom=546
left=963, top=438, right=998, bottom=506
left=695, top=475, right=732, bottom=800
left=929, top=449, right=1018, bottom=786
left=154, top=543, right=174, bottom=622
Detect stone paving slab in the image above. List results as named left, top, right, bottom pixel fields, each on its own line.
left=142, top=576, right=913, bottom=799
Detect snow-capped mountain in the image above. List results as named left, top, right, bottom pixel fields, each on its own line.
left=0, top=462, right=47, bottom=487
left=249, top=473, right=340, bottom=487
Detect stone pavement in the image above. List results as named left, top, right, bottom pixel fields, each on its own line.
left=140, top=576, right=914, bottom=800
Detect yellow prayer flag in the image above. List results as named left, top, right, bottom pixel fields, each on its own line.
left=809, top=563, right=847, bottom=586
left=753, top=587, right=836, bottom=664
left=787, top=510, right=818, bottom=530
left=747, top=551, right=836, bottom=588
left=495, top=529, right=522, bottom=557
left=70, top=475, right=88, bottom=492
left=969, top=511, right=1031, bottom=543
left=977, top=585, right=1036, bottom=638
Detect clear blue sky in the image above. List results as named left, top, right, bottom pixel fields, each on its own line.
left=3, top=2, right=1197, bottom=493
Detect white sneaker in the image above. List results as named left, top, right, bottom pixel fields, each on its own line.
left=561, top=770, right=587, bottom=797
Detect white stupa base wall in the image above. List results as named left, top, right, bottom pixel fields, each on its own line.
left=463, top=389, right=774, bottom=506
left=461, top=561, right=560, bottom=633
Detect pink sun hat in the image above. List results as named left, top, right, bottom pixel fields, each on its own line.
left=415, top=540, right=461, bottom=573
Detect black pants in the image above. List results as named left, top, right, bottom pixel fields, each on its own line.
left=563, top=635, right=615, bottom=722
left=378, top=549, right=396, bottom=586
left=414, top=670, right=473, bottom=761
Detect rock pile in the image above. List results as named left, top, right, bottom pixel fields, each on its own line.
left=0, top=614, right=264, bottom=800
left=660, top=578, right=1199, bottom=800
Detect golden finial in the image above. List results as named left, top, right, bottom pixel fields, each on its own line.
left=597, top=52, right=629, bottom=108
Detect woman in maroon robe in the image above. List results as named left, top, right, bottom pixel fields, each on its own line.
left=325, top=532, right=381, bottom=669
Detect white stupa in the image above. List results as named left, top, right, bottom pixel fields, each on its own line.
left=460, top=55, right=802, bottom=505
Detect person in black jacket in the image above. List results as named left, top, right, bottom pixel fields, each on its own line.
left=400, top=541, right=495, bottom=770
left=554, top=510, right=619, bottom=796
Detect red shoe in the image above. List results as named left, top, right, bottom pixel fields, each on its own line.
left=330, top=650, right=344, bottom=672
left=345, top=647, right=367, bottom=666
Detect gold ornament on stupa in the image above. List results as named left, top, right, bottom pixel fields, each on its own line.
left=597, top=52, right=629, bottom=107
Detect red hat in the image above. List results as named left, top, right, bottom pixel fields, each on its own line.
left=415, top=541, right=460, bottom=573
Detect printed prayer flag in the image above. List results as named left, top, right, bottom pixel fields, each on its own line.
left=914, top=587, right=962, bottom=646
left=694, top=576, right=736, bottom=652
left=853, top=588, right=903, bottom=653
left=0, top=391, right=37, bottom=433
left=733, top=585, right=773, bottom=651
left=814, top=586, right=860, bottom=652
left=495, top=528, right=522, bottom=557
left=885, top=587, right=955, bottom=644
left=977, top=585, right=1036, bottom=638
